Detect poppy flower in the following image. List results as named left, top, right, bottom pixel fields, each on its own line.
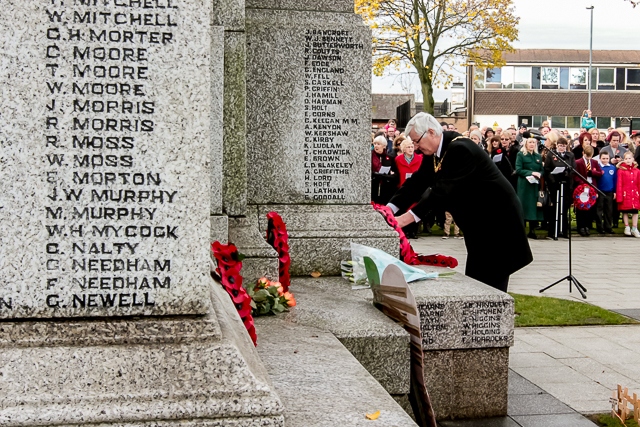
left=243, top=317, right=257, bottom=346
left=212, top=241, right=258, bottom=346
left=266, top=211, right=292, bottom=292
left=371, top=203, right=458, bottom=269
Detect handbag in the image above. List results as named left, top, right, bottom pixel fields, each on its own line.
left=537, top=190, right=549, bottom=207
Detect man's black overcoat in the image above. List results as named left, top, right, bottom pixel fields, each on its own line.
left=389, top=131, right=533, bottom=288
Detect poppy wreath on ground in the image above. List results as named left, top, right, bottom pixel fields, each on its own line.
left=372, top=203, right=458, bottom=269
left=266, top=212, right=291, bottom=292
left=211, top=241, right=257, bottom=346
left=573, top=183, right=598, bottom=211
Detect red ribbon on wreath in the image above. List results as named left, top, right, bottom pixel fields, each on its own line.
left=573, top=183, right=597, bottom=211
left=266, top=212, right=291, bottom=292
left=372, top=203, right=458, bottom=268
left=211, top=241, right=257, bottom=346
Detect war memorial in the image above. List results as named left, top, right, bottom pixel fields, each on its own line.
left=0, top=1, right=514, bottom=425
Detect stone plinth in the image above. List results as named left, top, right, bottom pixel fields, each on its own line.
left=245, top=5, right=398, bottom=274
left=0, top=282, right=284, bottom=426
left=410, top=267, right=515, bottom=420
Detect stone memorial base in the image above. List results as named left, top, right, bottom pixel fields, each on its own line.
left=257, top=205, right=398, bottom=276
left=410, top=267, right=514, bottom=420
left=0, top=282, right=284, bottom=427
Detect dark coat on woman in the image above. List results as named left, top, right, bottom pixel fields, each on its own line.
left=371, top=151, right=398, bottom=205
left=616, top=162, right=640, bottom=211
left=515, top=151, right=544, bottom=221
left=544, top=150, right=576, bottom=188
left=389, top=131, right=532, bottom=291
left=490, top=148, right=514, bottom=180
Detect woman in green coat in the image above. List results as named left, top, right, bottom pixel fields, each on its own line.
left=515, top=138, right=544, bottom=239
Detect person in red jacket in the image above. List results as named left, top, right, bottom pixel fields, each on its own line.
left=395, top=139, right=423, bottom=187
left=616, top=151, right=640, bottom=237
left=574, top=145, right=604, bottom=236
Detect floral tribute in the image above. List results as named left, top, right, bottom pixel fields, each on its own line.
left=573, top=183, right=598, bottom=211
left=266, top=212, right=291, bottom=292
left=211, top=241, right=257, bottom=346
left=372, top=203, right=458, bottom=269
left=248, top=277, right=296, bottom=316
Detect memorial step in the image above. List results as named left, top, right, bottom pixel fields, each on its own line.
left=282, top=277, right=411, bottom=398
left=255, top=315, right=417, bottom=427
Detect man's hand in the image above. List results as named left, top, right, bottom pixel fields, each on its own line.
left=396, top=212, right=416, bottom=228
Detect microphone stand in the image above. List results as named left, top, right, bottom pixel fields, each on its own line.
left=539, top=149, right=606, bottom=299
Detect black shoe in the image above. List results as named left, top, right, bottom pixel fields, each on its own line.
left=585, top=228, right=590, bottom=236
left=578, top=228, right=587, bottom=236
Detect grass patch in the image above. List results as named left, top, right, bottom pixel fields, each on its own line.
left=510, top=293, right=638, bottom=327
left=588, top=413, right=640, bottom=427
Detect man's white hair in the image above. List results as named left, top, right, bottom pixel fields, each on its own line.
left=405, top=112, right=443, bottom=139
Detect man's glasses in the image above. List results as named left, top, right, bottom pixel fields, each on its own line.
left=414, top=131, right=427, bottom=144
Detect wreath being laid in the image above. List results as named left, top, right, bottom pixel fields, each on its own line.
left=573, top=183, right=597, bottom=211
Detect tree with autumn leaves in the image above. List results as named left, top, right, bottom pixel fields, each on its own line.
left=355, top=0, right=519, bottom=114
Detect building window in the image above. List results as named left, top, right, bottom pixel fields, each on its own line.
left=627, top=69, right=640, bottom=90
left=595, top=117, right=611, bottom=129
left=541, top=67, right=559, bottom=89
left=532, top=115, right=547, bottom=127
left=559, top=67, right=569, bottom=90
left=616, top=117, right=632, bottom=128
left=486, top=68, right=502, bottom=88
left=567, top=117, right=581, bottom=129
left=570, top=68, right=587, bottom=90
left=532, top=67, right=541, bottom=89
left=474, top=67, right=485, bottom=89
left=551, top=116, right=566, bottom=129
left=598, top=68, right=615, bottom=90
left=514, top=67, right=531, bottom=89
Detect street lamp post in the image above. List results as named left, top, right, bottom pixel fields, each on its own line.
left=587, top=5, right=594, bottom=111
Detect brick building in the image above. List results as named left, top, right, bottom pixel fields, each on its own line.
left=468, top=49, right=640, bottom=133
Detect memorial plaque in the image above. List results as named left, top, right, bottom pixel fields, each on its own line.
left=246, top=11, right=371, bottom=205
left=418, top=298, right=513, bottom=350
left=0, top=0, right=213, bottom=318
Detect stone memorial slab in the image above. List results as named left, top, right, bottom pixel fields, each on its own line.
left=409, top=270, right=514, bottom=350
left=245, top=6, right=398, bottom=275
left=0, top=0, right=214, bottom=318
left=247, top=9, right=371, bottom=205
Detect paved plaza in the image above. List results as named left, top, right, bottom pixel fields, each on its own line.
left=414, top=235, right=640, bottom=419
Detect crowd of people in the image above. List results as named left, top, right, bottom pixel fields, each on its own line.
left=372, top=116, right=640, bottom=239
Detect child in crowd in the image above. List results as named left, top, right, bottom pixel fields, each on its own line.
left=616, top=151, right=640, bottom=237
left=574, top=145, right=603, bottom=236
left=596, top=152, right=617, bottom=234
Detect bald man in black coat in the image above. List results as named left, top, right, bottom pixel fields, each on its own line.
left=389, top=114, right=533, bottom=292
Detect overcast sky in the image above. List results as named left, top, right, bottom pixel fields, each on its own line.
left=372, top=0, right=640, bottom=101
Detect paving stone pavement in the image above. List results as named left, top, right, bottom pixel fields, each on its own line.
left=413, top=235, right=640, bottom=424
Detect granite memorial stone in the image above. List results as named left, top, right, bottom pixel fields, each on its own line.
left=1, top=0, right=215, bottom=318
left=246, top=3, right=398, bottom=275
left=0, top=1, right=284, bottom=425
